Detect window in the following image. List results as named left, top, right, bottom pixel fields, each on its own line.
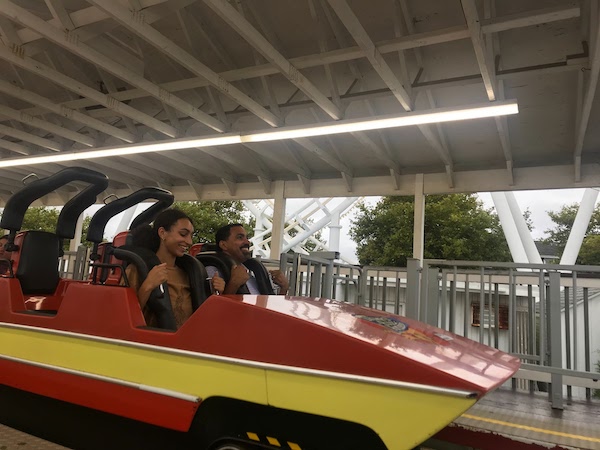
left=471, top=302, right=509, bottom=329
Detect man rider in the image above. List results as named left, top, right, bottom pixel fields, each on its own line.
left=205, top=224, right=288, bottom=295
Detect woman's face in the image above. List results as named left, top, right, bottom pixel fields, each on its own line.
left=159, top=218, right=194, bottom=258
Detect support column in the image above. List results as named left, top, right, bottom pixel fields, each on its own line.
left=561, top=188, right=599, bottom=265
left=505, top=192, right=542, bottom=264
left=69, top=212, right=84, bottom=252
left=491, top=192, right=528, bottom=263
left=270, top=184, right=286, bottom=259
left=116, top=205, right=138, bottom=234
left=328, top=211, right=341, bottom=253
left=413, top=174, right=425, bottom=262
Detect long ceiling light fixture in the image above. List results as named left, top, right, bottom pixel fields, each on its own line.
left=0, top=100, right=518, bottom=169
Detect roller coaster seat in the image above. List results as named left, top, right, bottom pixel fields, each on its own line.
left=13, top=231, right=61, bottom=295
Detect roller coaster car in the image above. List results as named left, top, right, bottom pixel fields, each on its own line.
left=0, top=168, right=520, bottom=450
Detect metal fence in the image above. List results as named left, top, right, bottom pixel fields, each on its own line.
left=408, top=259, right=600, bottom=409
left=59, top=245, right=89, bottom=280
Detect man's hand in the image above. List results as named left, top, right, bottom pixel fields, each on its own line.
left=223, top=264, right=250, bottom=294
left=269, top=269, right=289, bottom=295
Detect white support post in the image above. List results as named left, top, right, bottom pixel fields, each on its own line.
left=413, top=174, right=425, bottom=262
left=561, top=188, right=599, bottom=265
left=505, top=191, right=542, bottom=264
left=69, top=212, right=84, bottom=252
left=270, top=187, right=286, bottom=259
left=115, top=204, right=138, bottom=235
left=491, top=192, right=528, bottom=263
left=328, top=211, right=341, bottom=253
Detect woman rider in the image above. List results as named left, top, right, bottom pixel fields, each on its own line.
left=126, top=208, right=225, bottom=329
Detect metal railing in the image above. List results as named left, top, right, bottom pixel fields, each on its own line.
left=408, top=259, right=600, bottom=409
left=59, top=245, right=89, bottom=280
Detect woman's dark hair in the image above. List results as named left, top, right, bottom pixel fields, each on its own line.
left=131, top=209, right=193, bottom=252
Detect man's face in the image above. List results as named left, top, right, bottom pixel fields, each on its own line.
left=0, top=238, right=10, bottom=259
left=219, top=226, right=252, bottom=264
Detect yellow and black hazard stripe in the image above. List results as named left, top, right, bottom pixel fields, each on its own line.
left=246, top=431, right=302, bottom=449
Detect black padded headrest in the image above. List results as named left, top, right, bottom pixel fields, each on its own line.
left=16, top=231, right=60, bottom=295
left=196, top=252, right=254, bottom=295
left=112, top=245, right=177, bottom=331
left=1, top=167, right=108, bottom=236
left=244, top=258, right=275, bottom=295
left=175, top=254, right=209, bottom=311
left=87, top=187, right=174, bottom=244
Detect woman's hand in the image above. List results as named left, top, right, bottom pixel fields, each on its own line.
left=136, top=263, right=168, bottom=307
left=211, top=273, right=225, bottom=294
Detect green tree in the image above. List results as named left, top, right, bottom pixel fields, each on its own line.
left=578, top=235, right=600, bottom=265
left=541, top=203, right=600, bottom=264
left=173, top=200, right=252, bottom=244
left=21, top=207, right=60, bottom=232
left=543, top=203, right=600, bottom=249
left=350, top=194, right=511, bottom=266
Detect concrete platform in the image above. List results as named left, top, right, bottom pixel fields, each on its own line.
left=431, top=388, right=600, bottom=450
left=0, top=424, right=69, bottom=450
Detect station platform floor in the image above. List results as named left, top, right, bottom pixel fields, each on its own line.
left=430, top=387, right=600, bottom=450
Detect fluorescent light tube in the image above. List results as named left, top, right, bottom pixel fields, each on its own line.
left=242, top=101, right=518, bottom=142
left=0, top=100, right=517, bottom=169
left=0, top=134, right=242, bottom=168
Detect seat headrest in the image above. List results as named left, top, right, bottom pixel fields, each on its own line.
left=16, top=231, right=60, bottom=295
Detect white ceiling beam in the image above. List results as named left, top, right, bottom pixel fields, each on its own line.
left=0, top=123, right=62, bottom=151
left=0, top=138, right=31, bottom=155
left=574, top=5, right=600, bottom=181
left=0, top=77, right=137, bottom=142
left=0, top=16, right=21, bottom=46
left=177, top=7, right=262, bottom=106
left=242, top=142, right=312, bottom=180
left=187, top=180, right=203, bottom=199
left=195, top=145, right=274, bottom=183
left=327, top=0, right=412, bottom=111
left=328, top=0, right=452, bottom=187
left=0, top=42, right=178, bottom=138
left=56, top=160, right=147, bottom=188
left=22, top=15, right=568, bottom=112
left=0, top=1, right=227, bottom=133
left=0, top=103, right=96, bottom=147
left=157, top=148, right=238, bottom=186
left=232, top=1, right=282, bottom=119
left=319, top=0, right=363, bottom=82
left=16, top=0, right=170, bottom=45
left=481, top=4, right=580, bottom=34
left=87, top=0, right=281, bottom=129
left=44, top=0, right=75, bottom=30
left=293, top=137, right=353, bottom=178
left=308, top=0, right=341, bottom=108
left=96, top=70, right=140, bottom=139
left=484, top=0, right=514, bottom=185
left=396, top=0, right=454, bottom=186
left=202, top=0, right=342, bottom=120
left=121, top=153, right=201, bottom=184
left=352, top=131, right=402, bottom=190
left=461, top=0, right=497, bottom=101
